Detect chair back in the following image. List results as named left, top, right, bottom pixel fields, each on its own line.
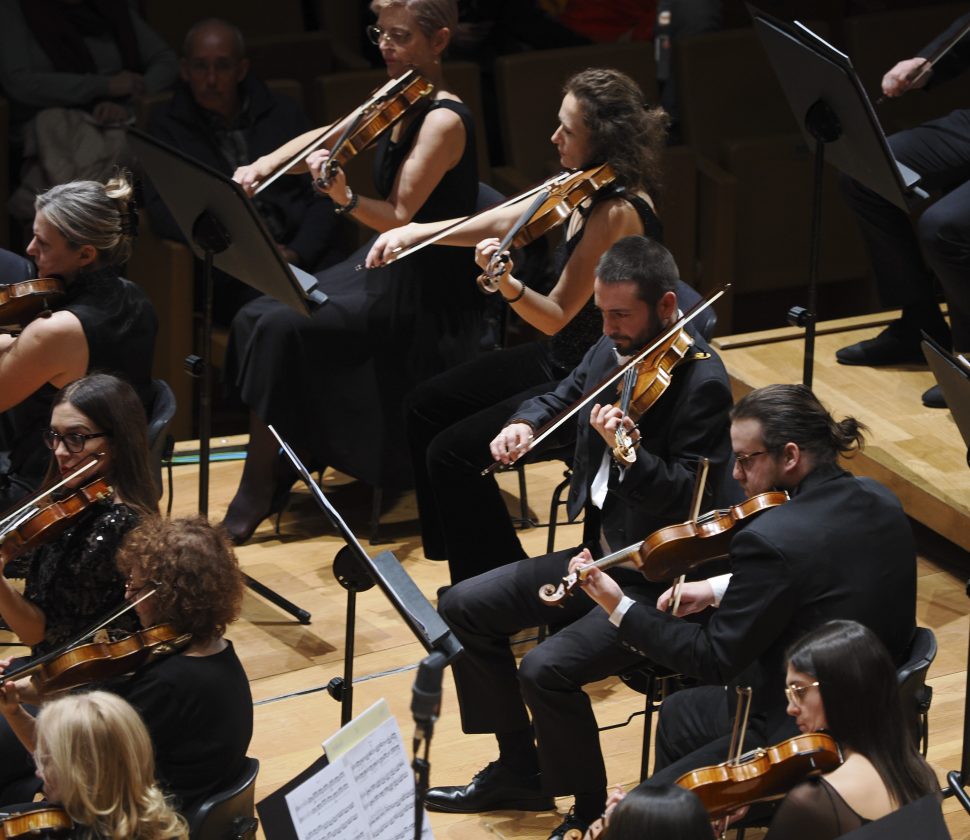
left=188, top=757, right=260, bottom=840
left=146, top=379, right=177, bottom=500
left=897, top=626, right=936, bottom=755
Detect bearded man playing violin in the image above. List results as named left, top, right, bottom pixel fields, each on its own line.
left=426, top=235, right=739, bottom=840
left=577, top=384, right=917, bottom=802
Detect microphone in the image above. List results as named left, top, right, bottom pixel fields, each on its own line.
left=411, top=650, right=448, bottom=742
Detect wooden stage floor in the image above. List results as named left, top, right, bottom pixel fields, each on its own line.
left=3, top=310, right=970, bottom=839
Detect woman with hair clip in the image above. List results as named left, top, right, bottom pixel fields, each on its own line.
left=222, top=0, right=484, bottom=545
left=0, top=372, right=159, bottom=804
left=0, top=516, right=252, bottom=816
left=0, top=171, right=157, bottom=508
left=367, top=67, right=670, bottom=582
left=762, top=619, right=940, bottom=838
left=7, top=691, right=187, bottom=839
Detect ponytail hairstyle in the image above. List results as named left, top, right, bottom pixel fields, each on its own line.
left=34, top=170, right=139, bottom=269
left=731, top=384, right=867, bottom=465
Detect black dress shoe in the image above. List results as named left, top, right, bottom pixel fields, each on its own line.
left=547, top=810, right=590, bottom=840
left=922, top=384, right=947, bottom=408
left=424, top=761, right=554, bottom=813
left=835, top=325, right=925, bottom=367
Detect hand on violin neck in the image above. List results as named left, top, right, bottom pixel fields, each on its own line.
left=489, top=422, right=533, bottom=465
left=590, top=403, right=637, bottom=450
left=574, top=558, right=622, bottom=614
left=475, top=238, right=513, bottom=279
left=307, top=150, right=348, bottom=201
left=656, top=580, right=715, bottom=617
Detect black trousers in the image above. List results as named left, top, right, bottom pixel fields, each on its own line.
left=439, top=548, right=663, bottom=797
left=841, top=107, right=970, bottom=350
left=0, top=656, right=38, bottom=806
left=406, top=340, right=570, bottom=583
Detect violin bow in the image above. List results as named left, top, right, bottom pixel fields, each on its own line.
left=0, top=455, right=101, bottom=543
left=670, top=457, right=709, bottom=616
left=253, top=69, right=430, bottom=196
left=482, top=283, right=730, bottom=475
left=0, top=588, right=156, bottom=686
left=876, top=17, right=970, bottom=104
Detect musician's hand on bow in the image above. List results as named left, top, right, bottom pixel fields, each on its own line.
left=233, top=159, right=273, bottom=196
left=711, top=805, right=749, bottom=836
left=882, top=57, right=931, bottom=97
left=366, top=225, right=419, bottom=268
left=657, top=580, right=715, bottom=617
left=574, top=554, right=623, bottom=614
left=489, top=423, right=533, bottom=466
left=590, top=403, right=640, bottom=450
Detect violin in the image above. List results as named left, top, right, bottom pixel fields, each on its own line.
left=0, top=278, right=65, bottom=328
left=254, top=70, right=434, bottom=196
left=538, top=491, right=788, bottom=607
left=2, top=623, right=191, bottom=694
left=676, top=732, right=843, bottom=819
left=0, top=475, right=113, bottom=566
left=611, top=328, right=701, bottom=465
left=0, top=808, right=72, bottom=838
left=481, top=285, right=728, bottom=475
left=476, top=164, right=616, bottom=293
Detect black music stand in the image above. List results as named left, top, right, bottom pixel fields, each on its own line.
left=748, top=6, right=928, bottom=388
left=270, top=426, right=462, bottom=726
left=127, top=128, right=325, bottom=624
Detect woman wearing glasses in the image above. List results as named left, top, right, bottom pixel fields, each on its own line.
left=1, top=517, right=252, bottom=816
left=223, top=0, right=483, bottom=544
left=762, top=620, right=939, bottom=838
left=0, top=173, right=156, bottom=509
left=0, top=372, right=158, bottom=804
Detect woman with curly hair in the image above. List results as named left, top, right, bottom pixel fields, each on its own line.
left=11, top=691, right=187, bottom=839
left=368, top=67, right=672, bottom=582
left=0, top=517, right=252, bottom=817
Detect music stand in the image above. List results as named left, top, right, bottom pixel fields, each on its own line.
left=747, top=6, right=928, bottom=387
left=127, top=128, right=325, bottom=624
left=270, top=425, right=462, bottom=726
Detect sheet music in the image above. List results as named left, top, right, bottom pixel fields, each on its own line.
left=285, top=707, right=433, bottom=840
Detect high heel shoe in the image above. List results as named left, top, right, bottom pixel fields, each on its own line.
left=221, top=461, right=297, bottom=546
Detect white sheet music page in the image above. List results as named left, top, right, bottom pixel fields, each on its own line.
left=284, top=700, right=433, bottom=840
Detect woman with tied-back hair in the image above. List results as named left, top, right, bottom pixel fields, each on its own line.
left=367, top=67, right=670, bottom=583
left=0, top=171, right=157, bottom=508
left=2, top=691, right=187, bottom=840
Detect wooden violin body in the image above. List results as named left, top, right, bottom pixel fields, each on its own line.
left=676, top=732, right=843, bottom=819
left=0, top=477, right=113, bottom=565
left=538, top=491, right=788, bottom=606
left=2, top=624, right=192, bottom=694
left=0, top=807, right=73, bottom=838
left=0, top=278, right=65, bottom=328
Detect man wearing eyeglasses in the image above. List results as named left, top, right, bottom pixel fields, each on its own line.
left=144, top=17, right=346, bottom=326
left=578, top=383, right=917, bottom=789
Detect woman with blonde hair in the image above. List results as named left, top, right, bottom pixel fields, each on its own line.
left=0, top=171, right=156, bottom=507
left=28, top=691, right=187, bottom=840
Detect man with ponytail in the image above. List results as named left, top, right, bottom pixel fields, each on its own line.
left=579, top=384, right=918, bottom=787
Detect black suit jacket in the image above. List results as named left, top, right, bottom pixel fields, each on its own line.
left=617, top=462, right=917, bottom=729
left=511, top=328, right=740, bottom=551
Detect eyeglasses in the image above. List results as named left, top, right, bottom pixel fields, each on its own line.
left=366, top=24, right=414, bottom=46
left=734, top=450, right=770, bottom=473
left=784, top=681, right=820, bottom=707
left=42, top=429, right=110, bottom=454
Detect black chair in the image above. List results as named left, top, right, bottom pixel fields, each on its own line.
left=187, top=757, right=260, bottom=840
left=146, top=379, right=177, bottom=514
left=898, top=626, right=937, bottom=757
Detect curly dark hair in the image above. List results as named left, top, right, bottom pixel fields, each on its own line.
left=116, top=516, right=244, bottom=641
left=563, top=68, right=669, bottom=198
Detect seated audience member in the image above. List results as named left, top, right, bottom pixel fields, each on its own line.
left=0, top=516, right=253, bottom=816
left=0, top=0, right=177, bottom=223
left=145, top=18, right=345, bottom=325
left=0, top=173, right=157, bottom=508
left=2, top=691, right=188, bottom=839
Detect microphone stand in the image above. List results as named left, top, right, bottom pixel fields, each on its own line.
left=411, top=650, right=447, bottom=840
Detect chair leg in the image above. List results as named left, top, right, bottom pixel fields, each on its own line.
left=546, top=468, right=573, bottom=553
left=640, top=673, right=658, bottom=781
left=511, top=462, right=538, bottom=529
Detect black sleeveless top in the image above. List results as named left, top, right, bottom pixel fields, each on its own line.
left=548, top=186, right=663, bottom=372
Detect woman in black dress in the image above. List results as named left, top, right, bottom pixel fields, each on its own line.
left=368, top=68, right=669, bottom=582
left=0, top=172, right=156, bottom=508
left=223, top=0, right=482, bottom=544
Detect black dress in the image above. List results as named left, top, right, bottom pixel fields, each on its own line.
left=0, top=265, right=157, bottom=506
left=225, top=99, right=483, bottom=489
left=405, top=190, right=663, bottom=582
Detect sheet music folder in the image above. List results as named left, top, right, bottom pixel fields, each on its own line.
left=923, top=334, right=970, bottom=469
left=126, top=127, right=326, bottom=315
left=747, top=4, right=926, bottom=210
